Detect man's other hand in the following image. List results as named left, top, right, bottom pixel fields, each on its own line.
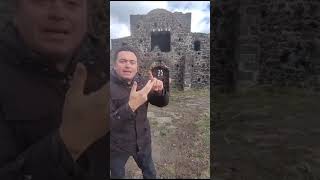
left=148, top=71, right=163, bottom=93
left=59, top=63, right=109, bottom=160
left=128, top=78, right=155, bottom=112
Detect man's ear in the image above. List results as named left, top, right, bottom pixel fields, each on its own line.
left=112, top=59, right=116, bottom=69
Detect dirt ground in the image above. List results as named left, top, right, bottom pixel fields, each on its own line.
left=124, top=88, right=210, bottom=179
left=213, top=87, right=320, bottom=180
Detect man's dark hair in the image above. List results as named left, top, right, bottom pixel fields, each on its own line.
left=113, top=45, right=140, bottom=63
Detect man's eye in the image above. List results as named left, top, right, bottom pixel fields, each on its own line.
left=31, top=0, right=50, bottom=6
left=66, top=0, right=80, bottom=7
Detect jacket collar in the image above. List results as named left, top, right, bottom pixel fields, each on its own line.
left=110, top=68, right=142, bottom=87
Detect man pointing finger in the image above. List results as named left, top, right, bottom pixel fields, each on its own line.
left=110, top=46, right=169, bottom=179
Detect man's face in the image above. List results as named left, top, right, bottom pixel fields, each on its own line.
left=114, top=51, right=138, bottom=81
left=15, top=0, right=87, bottom=59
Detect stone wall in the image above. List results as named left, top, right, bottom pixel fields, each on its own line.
left=258, top=0, right=320, bottom=89
left=190, top=33, right=210, bottom=88
left=111, top=9, right=210, bottom=90
left=212, top=0, right=239, bottom=92
left=237, top=0, right=260, bottom=86
left=213, top=0, right=320, bottom=91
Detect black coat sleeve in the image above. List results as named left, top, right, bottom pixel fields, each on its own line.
left=148, top=89, right=169, bottom=107
left=110, top=99, right=136, bottom=130
left=0, top=108, right=105, bottom=180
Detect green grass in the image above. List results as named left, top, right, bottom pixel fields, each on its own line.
left=159, top=127, right=170, bottom=137
left=158, top=163, right=176, bottom=179
left=194, top=111, right=210, bottom=179
left=214, top=86, right=320, bottom=126
left=213, top=86, right=320, bottom=179
left=170, top=87, right=209, bottom=101
left=195, top=112, right=210, bottom=147
left=150, top=119, right=159, bottom=127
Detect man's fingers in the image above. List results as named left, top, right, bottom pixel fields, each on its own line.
left=154, top=80, right=159, bottom=91
left=148, top=78, right=156, bottom=93
left=148, top=71, right=153, bottom=80
left=159, top=81, right=164, bottom=90
left=69, top=63, right=87, bottom=95
left=141, top=79, right=154, bottom=94
left=131, top=81, right=138, bottom=93
left=141, top=80, right=151, bottom=93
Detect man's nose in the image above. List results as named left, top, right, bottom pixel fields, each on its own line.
left=124, top=63, right=131, bottom=68
left=124, top=61, right=132, bottom=67
left=47, top=1, right=66, bottom=21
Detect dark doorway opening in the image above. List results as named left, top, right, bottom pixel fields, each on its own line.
left=151, top=31, right=171, bottom=52
left=194, top=40, right=201, bottom=51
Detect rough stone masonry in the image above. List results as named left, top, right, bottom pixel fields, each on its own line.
left=111, top=9, right=210, bottom=90
left=213, top=0, right=320, bottom=91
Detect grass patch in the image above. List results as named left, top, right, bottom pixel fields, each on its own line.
left=213, top=86, right=320, bottom=131
left=195, top=112, right=210, bottom=147
left=159, top=127, right=170, bottom=137
left=158, top=163, right=176, bottom=178
left=170, top=87, right=209, bottom=101
left=150, top=119, right=159, bottom=127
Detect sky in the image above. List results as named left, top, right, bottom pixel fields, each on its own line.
left=110, top=1, right=210, bottom=40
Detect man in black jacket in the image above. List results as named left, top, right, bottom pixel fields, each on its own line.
left=110, top=46, right=169, bottom=179
left=0, top=0, right=108, bottom=179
